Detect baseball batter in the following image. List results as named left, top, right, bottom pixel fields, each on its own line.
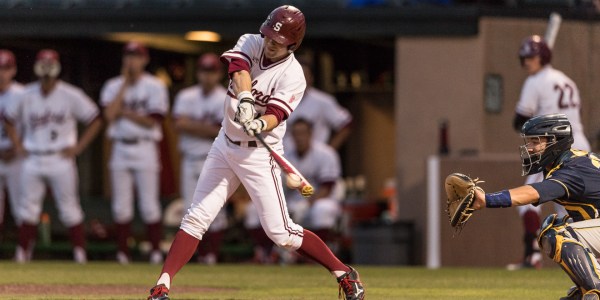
left=172, top=53, right=227, bottom=264
left=283, top=62, right=352, bottom=151
left=0, top=50, right=23, bottom=233
left=471, top=114, right=600, bottom=299
left=511, top=35, right=591, bottom=270
left=148, top=6, right=364, bottom=300
left=4, top=49, right=103, bottom=264
left=101, top=41, right=169, bottom=264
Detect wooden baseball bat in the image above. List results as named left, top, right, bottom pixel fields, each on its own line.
left=544, top=12, right=562, bottom=49
left=254, top=133, right=314, bottom=198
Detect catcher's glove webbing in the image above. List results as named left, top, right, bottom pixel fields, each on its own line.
left=444, top=173, right=484, bottom=234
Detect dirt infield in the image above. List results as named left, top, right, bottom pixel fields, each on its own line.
left=0, top=284, right=230, bottom=296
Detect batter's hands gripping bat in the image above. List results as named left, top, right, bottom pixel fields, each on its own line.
left=254, top=133, right=314, bottom=198
left=544, top=12, right=562, bottom=49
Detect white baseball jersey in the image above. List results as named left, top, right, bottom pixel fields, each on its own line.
left=0, top=82, right=24, bottom=149
left=4, top=81, right=99, bottom=152
left=285, top=87, right=352, bottom=145
left=221, top=34, right=306, bottom=145
left=173, top=85, right=226, bottom=157
left=516, top=65, right=589, bottom=150
left=180, top=34, right=307, bottom=252
left=284, top=141, right=341, bottom=203
left=100, top=74, right=169, bottom=141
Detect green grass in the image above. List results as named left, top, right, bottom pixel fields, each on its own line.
left=0, top=262, right=572, bottom=299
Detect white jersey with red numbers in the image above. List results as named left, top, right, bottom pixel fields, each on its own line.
left=100, top=73, right=168, bottom=141
left=173, top=85, right=226, bottom=157
left=285, top=87, right=352, bottom=146
left=5, top=81, right=99, bottom=152
left=220, top=34, right=306, bottom=145
left=516, top=65, right=589, bottom=151
left=0, top=82, right=24, bottom=149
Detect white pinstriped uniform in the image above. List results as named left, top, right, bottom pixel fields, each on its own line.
left=180, top=34, right=307, bottom=250
left=517, top=65, right=590, bottom=216
left=173, top=85, right=227, bottom=231
left=4, top=81, right=99, bottom=226
left=100, top=74, right=169, bottom=224
left=0, top=82, right=23, bottom=225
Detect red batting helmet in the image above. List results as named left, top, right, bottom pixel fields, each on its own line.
left=518, top=35, right=552, bottom=66
left=259, top=5, right=306, bottom=52
left=0, top=50, right=16, bottom=68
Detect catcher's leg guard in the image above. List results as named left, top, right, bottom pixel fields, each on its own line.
left=560, top=285, right=582, bottom=300
left=539, top=214, right=600, bottom=292
left=583, top=290, right=600, bottom=300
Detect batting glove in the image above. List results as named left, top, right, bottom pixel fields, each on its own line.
left=243, top=119, right=267, bottom=137
left=235, top=91, right=257, bottom=124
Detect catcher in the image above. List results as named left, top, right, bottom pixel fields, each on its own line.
left=446, top=113, right=600, bottom=300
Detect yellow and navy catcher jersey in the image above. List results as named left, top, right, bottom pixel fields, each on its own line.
left=530, top=149, right=600, bottom=222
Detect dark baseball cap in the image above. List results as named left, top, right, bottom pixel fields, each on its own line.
left=197, top=53, right=221, bottom=71
left=0, top=50, right=16, bottom=68
left=123, top=41, right=148, bottom=57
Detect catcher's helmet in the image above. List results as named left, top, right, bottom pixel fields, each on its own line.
left=518, top=35, right=552, bottom=66
left=260, top=5, right=305, bottom=52
left=519, top=114, right=573, bottom=176
left=0, top=50, right=16, bottom=68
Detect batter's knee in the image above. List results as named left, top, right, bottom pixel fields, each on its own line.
left=179, top=212, right=209, bottom=240
left=264, top=227, right=304, bottom=250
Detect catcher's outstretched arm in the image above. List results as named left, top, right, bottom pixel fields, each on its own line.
left=472, top=185, right=542, bottom=209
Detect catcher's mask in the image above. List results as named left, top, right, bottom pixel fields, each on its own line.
left=520, top=114, right=573, bottom=176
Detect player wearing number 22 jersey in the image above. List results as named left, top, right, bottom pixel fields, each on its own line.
left=510, top=36, right=592, bottom=271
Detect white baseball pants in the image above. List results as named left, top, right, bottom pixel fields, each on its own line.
left=181, top=132, right=304, bottom=250
left=19, top=154, right=83, bottom=227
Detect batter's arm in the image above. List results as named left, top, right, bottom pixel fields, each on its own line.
left=174, top=116, right=220, bottom=138
left=231, top=70, right=253, bottom=96
left=472, top=185, right=540, bottom=210
left=258, top=114, right=279, bottom=131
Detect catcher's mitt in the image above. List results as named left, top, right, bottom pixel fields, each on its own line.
left=444, top=173, right=484, bottom=233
